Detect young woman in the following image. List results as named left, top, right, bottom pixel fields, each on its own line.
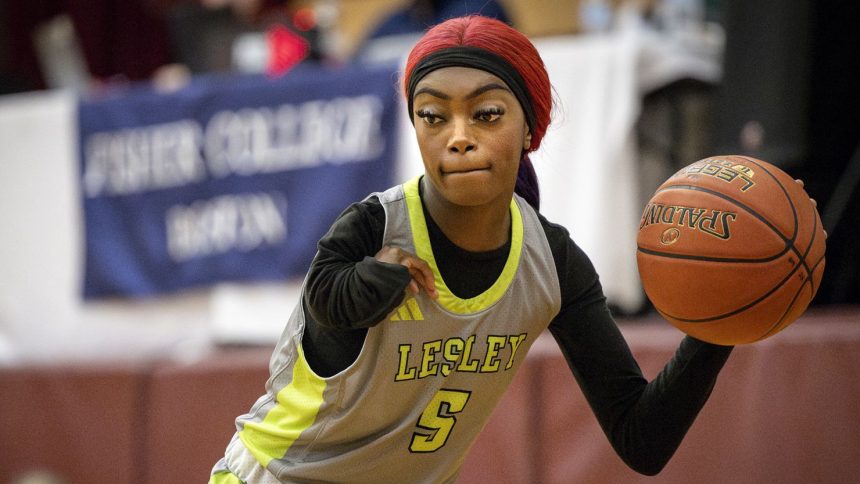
left=210, top=15, right=733, bottom=483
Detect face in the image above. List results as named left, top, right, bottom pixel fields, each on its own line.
left=412, top=67, right=532, bottom=208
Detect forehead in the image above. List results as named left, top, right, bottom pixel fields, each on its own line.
left=413, top=66, right=510, bottom=94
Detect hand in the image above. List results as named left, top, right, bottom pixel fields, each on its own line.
left=795, top=179, right=827, bottom=239
left=375, top=246, right=439, bottom=299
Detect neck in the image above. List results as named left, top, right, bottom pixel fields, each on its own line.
left=420, top=178, right=512, bottom=252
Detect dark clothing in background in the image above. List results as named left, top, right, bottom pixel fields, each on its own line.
left=1, top=0, right=171, bottom=93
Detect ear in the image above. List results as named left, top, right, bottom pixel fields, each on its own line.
left=523, top=126, right=532, bottom=150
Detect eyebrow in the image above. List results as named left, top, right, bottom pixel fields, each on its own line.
left=413, top=82, right=511, bottom=101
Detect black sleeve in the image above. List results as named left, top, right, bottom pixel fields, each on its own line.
left=304, top=197, right=412, bottom=330
left=542, top=216, right=733, bottom=476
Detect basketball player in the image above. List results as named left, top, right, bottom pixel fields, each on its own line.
left=210, top=16, right=734, bottom=483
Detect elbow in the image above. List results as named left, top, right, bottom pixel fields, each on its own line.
left=611, top=433, right=674, bottom=476
left=626, top=459, right=667, bottom=477
left=303, top=288, right=333, bottom=329
left=615, top=450, right=668, bottom=476
left=303, top=273, right=340, bottom=329
left=608, top=412, right=688, bottom=476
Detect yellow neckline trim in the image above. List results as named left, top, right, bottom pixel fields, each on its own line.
left=403, top=176, right=523, bottom=314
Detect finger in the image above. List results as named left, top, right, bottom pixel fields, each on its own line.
left=406, top=259, right=438, bottom=299
left=409, top=265, right=437, bottom=299
left=417, top=261, right=438, bottom=299
left=795, top=178, right=805, bottom=187
left=811, top=198, right=817, bottom=207
left=375, top=246, right=438, bottom=298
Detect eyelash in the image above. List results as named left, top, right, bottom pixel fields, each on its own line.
left=475, top=107, right=504, bottom=122
left=415, top=109, right=442, bottom=125
left=415, top=107, right=505, bottom=125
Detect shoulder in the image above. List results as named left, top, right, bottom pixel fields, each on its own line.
left=331, top=195, right=385, bottom=232
left=318, top=195, right=386, bottom=257
left=534, top=212, right=584, bottom=266
left=534, top=211, right=604, bottom=306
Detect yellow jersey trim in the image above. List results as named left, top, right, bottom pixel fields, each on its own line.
left=403, top=176, right=523, bottom=314
left=238, top=346, right=326, bottom=467
left=209, top=471, right=244, bottom=484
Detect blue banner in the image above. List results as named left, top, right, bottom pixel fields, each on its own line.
left=79, top=64, right=400, bottom=298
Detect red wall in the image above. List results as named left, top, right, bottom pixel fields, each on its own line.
left=2, top=308, right=859, bottom=484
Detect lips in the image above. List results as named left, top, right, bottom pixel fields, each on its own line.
left=441, top=166, right=491, bottom=175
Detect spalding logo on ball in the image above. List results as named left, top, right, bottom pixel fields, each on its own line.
left=636, top=155, right=826, bottom=345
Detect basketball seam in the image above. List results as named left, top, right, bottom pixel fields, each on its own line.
left=759, top=274, right=810, bottom=341
left=745, top=155, right=824, bottom=315
left=642, top=156, right=825, bottom=338
left=652, top=160, right=803, bottom=324
left=639, top=183, right=794, bottom=262
left=741, top=155, right=823, bottom=292
left=661, top=259, right=804, bottom=324
left=797, top=205, right=822, bottom=289
left=736, top=155, right=824, bottom=286
left=759, top=253, right=826, bottom=341
left=636, top=246, right=787, bottom=263
left=737, top=155, right=799, bottom=246
left=656, top=184, right=793, bottom=244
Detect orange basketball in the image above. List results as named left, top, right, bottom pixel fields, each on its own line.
left=636, top=155, right=826, bottom=345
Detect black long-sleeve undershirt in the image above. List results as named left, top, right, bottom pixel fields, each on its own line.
left=301, top=195, right=733, bottom=476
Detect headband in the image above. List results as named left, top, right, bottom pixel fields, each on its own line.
left=406, top=46, right=536, bottom=133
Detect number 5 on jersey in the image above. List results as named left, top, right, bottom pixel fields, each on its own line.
left=409, top=389, right=472, bottom=453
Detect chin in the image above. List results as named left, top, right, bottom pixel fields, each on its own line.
left=445, top=193, right=494, bottom=207
left=440, top=184, right=503, bottom=208
left=424, top=171, right=513, bottom=207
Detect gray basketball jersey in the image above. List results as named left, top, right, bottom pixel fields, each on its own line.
left=218, top=177, right=562, bottom=483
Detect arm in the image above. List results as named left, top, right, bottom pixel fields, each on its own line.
left=304, top=197, right=437, bottom=330
left=304, top=198, right=409, bottom=329
left=543, top=218, right=733, bottom=476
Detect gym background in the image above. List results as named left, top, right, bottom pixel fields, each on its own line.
left=1, top=2, right=859, bottom=483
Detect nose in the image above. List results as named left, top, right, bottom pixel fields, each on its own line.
left=447, top=119, right=476, bottom=154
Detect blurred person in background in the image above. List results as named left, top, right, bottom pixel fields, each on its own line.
left=366, top=0, right=510, bottom=40
left=0, top=0, right=172, bottom=94
left=0, top=0, right=323, bottom=95
left=356, top=0, right=511, bottom=63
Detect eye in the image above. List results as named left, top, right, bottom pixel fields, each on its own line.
left=475, top=107, right=504, bottom=123
left=415, top=109, right=443, bottom=125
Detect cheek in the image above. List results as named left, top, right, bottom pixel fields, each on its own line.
left=415, top=124, right=439, bottom=145
left=415, top=129, right=442, bottom=163
left=487, top=128, right=526, bottom=161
